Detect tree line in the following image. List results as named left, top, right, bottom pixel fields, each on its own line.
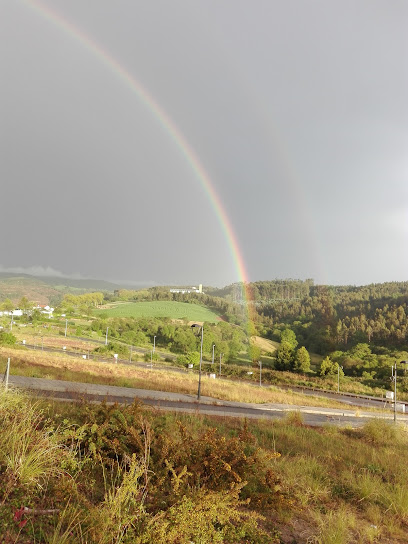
left=90, top=317, right=247, bottom=363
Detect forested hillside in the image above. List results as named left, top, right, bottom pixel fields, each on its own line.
left=249, top=280, right=408, bottom=354
left=74, top=280, right=408, bottom=355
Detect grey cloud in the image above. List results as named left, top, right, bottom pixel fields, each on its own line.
left=1, top=0, right=407, bottom=286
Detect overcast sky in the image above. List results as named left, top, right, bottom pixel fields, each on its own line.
left=1, top=0, right=407, bottom=287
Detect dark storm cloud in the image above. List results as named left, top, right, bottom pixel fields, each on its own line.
left=1, top=0, right=407, bottom=286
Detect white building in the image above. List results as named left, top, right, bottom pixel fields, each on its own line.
left=34, top=305, right=54, bottom=318
left=0, top=306, right=54, bottom=318
left=170, top=284, right=203, bottom=294
left=0, top=309, right=23, bottom=317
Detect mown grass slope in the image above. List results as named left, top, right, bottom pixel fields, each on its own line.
left=96, top=301, right=221, bottom=322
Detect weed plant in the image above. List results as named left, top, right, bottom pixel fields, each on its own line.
left=1, top=388, right=408, bottom=542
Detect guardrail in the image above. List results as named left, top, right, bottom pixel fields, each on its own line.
left=286, top=383, right=407, bottom=408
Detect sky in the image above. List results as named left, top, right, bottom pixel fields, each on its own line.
left=1, top=0, right=407, bottom=288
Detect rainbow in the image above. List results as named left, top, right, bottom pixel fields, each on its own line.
left=22, top=0, right=256, bottom=323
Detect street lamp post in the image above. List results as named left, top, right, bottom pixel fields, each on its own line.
left=191, top=324, right=204, bottom=401
left=337, top=364, right=343, bottom=393
left=391, top=360, right=408, bottom=423
left=153, top=336, right=156, bottom=354
left=259, top=360, right=262, bottom=387
left=212, top=344, right=215, bottom=365
left=105, top=327, right=109, bottom=346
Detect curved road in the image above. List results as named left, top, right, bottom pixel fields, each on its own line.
left=4, top=375, right=408, bottom=428
left=20, top=342, right=402, bottom=412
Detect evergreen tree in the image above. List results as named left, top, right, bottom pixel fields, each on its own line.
left=275, top=341, right=294, bottom=371
left=294, top=346, right=311, bottom=373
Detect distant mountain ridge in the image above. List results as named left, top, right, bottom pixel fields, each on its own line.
left=0, top=273, right=140, bottom=305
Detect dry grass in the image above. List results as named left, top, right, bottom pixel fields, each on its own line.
left=1, top=346, right=365, bottom=410
left=0, top=389, right=64, bottom=499
left=13, top=331, right=100, bottom=351
left=251, top=335, right=278, bottom=353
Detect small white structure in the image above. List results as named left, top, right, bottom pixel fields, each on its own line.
left=0, top=310, right=22, bottom=317
left=34, top=305, right=54, bottom=318
left=397, top=403, right=406, bottom=413
left=170, top=284, right=203, bottom=294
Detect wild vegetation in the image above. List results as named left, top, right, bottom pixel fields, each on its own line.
left=1, top=388, right=408, bottom=543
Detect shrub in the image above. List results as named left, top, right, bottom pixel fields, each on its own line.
left=0, top=331, right=16, bottom=346
left=284, top=411, right=304, bottom=426
left=139, top=485, right=276, bottom=544
left=144, top=351, right=159, bottom=362
left=361, top=419, right=407, bottom=446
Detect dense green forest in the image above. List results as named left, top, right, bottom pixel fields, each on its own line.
left=251, top=280, right=408, bottom=353
left=107, top=280, right=408, bottom=354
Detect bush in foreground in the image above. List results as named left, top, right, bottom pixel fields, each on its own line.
left=2, top=389, right=408, bottom=543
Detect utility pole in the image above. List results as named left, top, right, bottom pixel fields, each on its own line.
left=130, top=345, right=132, bottom=363
left=391, top=361, right=408, bottom=423
left=191, top=324, right=204, bottom=400
left=65, top=319, right=68, bottom=337
left=392, top=363, right=397, bottom=423
left=219, top=353, right=223, bottom=376
left=212, top=344, right=215, bottom=365
left=198, top=326, right=203, bottom=399
left=105, top=327, right=109, bottom=346
left=259, top=360, right=262, bottom=387
left=337, top=364, right=343, bottom=393
left=153, top=336, right=156, bottom=354
left=4, top=358, right=10, bottom=391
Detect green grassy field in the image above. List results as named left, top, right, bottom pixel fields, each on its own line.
left=96, top=301, right=221, bottom=322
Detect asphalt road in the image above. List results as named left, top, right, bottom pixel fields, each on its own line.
left=4, top=375, right=407, bottom=428
left=17, top=341, right=405, bottom=413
